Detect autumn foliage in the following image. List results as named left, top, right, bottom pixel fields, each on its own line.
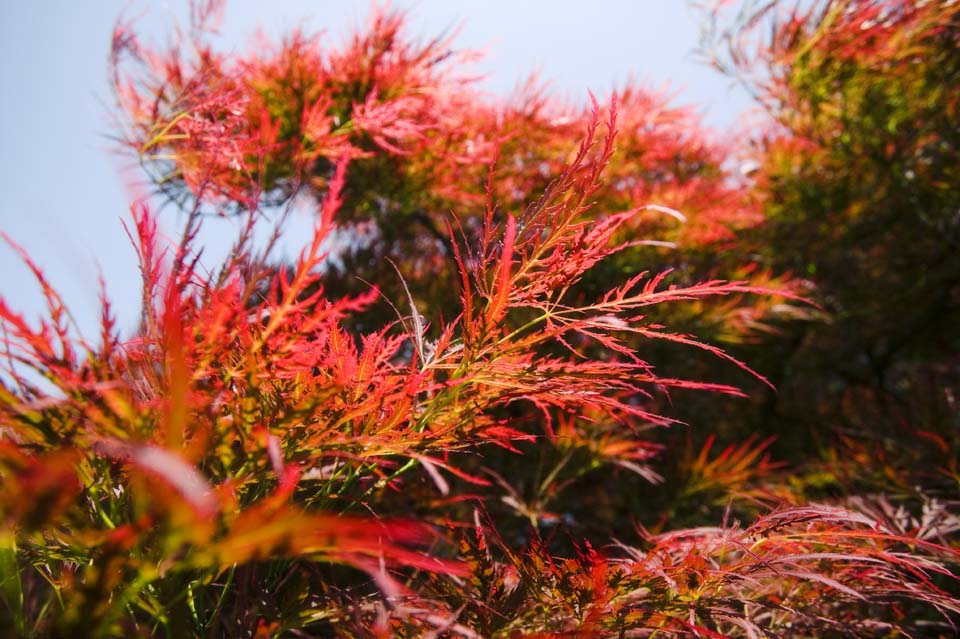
left=1, top=1, right=959, bottom=637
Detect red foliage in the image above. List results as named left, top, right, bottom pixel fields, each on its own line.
left=0, top=1, right=957, bottom=636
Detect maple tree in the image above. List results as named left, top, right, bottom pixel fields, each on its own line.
left=699, top=0, right=960, bottom=499
left=1, top=1, right=958, bottom=637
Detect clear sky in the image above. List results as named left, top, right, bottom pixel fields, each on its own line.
left=0, top=1, right=751, bottom=343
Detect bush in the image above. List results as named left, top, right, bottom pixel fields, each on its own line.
left=1, top=1, right=958, bottom=636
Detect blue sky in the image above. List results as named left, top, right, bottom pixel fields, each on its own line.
left=0, top=1, right=751, bottom=342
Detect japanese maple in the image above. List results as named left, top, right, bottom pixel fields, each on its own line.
left=0, top=1, right=957, bottom=637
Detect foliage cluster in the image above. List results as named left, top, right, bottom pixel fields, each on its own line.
left=700, top=0, right=960, bottom=500
left=1, top=1, right=958, bottom=636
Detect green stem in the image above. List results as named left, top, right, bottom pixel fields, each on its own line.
left=0, top=533, right=25, bottom=638
left=202, top=564, right=236, bottom=633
